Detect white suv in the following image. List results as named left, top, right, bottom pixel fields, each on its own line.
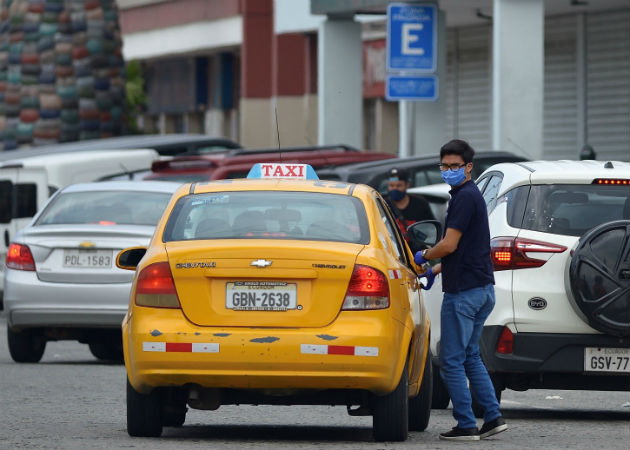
left=415, top=160, right=630, bottom=413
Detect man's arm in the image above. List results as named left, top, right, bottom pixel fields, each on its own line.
left=416, top=227, right=462, bottom=276
left=424, top=227, right=462, bottom=260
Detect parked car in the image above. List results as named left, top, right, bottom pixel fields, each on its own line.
left=316, top=151, right=528, bottom=193
left=143, top=145, right=396, bottom=182
left=0, top=149, right=160, bottom=301
left=421, top=159, right=630, bottom=413
left=3, top=181, right=180, bottom=363
left=0, top=134, right=241, bottom=162
left=117, top=163, right=436, bottom=441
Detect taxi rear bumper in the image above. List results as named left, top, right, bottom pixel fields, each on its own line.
left=124, top=308, right=411, bottom=396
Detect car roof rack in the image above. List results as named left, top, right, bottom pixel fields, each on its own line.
left=226, top=144, right=359, bottom=156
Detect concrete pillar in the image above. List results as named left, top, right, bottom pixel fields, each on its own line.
left=317, top=17, right=362, bottom=148
left=240, top=0, right=274, bottom=147
left=492, top=0, right=544, bottom=158
left=410, top=9, right=447, bottom=157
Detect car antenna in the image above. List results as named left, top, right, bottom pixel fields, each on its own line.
left=119, top=163, right=132, bottom=180
left=275, top=105, right=282, bottom=162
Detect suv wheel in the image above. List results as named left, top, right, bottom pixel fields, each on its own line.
left=431, top=363, right=450, bottom=409
left=568, top=220, right=630, bottom=337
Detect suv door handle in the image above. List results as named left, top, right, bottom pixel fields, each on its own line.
left=4, top=230, right=9, bottom=247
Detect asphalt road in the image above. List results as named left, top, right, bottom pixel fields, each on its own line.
left=1, top=315, right=628, bottom=450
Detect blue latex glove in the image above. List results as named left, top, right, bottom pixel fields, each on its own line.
left=414, top=250, right=428, bottom=265
left=419, top=266, right=436, bottom=290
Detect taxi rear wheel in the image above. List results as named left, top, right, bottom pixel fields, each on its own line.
left=372, top=360, right=409, bottom=442
left=7, top=327, right=46, bottom=363
left=409, top=351, right=432, bottom=431
left=127, top=378, right=163, bottom=437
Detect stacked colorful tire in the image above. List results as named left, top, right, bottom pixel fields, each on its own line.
left=0, top=0, right=125, bottom=149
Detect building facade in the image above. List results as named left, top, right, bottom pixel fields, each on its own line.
left=116, top=0, right=629, bottom=161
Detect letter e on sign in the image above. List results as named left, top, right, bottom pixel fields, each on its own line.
left=402, top=23, right=424, bottom=55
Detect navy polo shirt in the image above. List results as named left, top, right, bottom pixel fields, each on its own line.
left=441, top=179, right=495, bottom=293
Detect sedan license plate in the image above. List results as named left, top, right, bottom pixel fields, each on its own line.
left=226, top=281, right=297, bottom=311
left=63, top=249, right=113, bottom=269
left=584, top=347, right=630, bottom=373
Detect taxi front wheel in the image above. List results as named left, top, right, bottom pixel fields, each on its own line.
left=409, top=351, right=432, bottom=431
left=127, top=378, right=163, bottom=437
left=372, top=361, right=409, bottom=442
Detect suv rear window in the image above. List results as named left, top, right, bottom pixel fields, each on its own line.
left=512, top=184, right=629, bottom=237
left=163, top=191, right=370, bottom=244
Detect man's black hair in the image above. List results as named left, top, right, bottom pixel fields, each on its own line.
left=440, top=139, right=475, bottom=164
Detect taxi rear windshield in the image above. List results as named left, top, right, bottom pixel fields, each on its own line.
left=163, top=191, right=370, bottom=244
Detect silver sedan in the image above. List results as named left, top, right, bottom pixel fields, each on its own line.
left=4, top=181, right=180, bottom=363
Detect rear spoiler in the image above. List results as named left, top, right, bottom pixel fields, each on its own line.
left=151, top=159, right=215, bottom=171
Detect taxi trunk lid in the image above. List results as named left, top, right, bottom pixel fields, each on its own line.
left=166, top=240, right=362, bottom=328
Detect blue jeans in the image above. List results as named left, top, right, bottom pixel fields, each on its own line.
left=440, top=284, right=501, bottom=429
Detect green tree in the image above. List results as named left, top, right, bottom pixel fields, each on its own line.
left=125, top=60, right=147, bottom=134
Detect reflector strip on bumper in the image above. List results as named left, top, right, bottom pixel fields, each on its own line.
left=388, top=269, right=401, bottom=279
left=142, top=342, right=220, bottom=353
left=301, top=344, right=379, bottom=357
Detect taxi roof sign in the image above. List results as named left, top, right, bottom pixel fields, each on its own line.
left=247, top=163, right=319, bottom=180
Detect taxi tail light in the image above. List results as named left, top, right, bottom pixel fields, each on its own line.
left=496, top=326, right=514, bottom=354
left=6, top=243, right=36, bottom=271
left=135, top=262, right=181, bottom=308
left=341, top=265, right=389, bottom=310
left=490, top=237, right=567, bottom=271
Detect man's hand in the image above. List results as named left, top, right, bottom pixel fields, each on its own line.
left=419, top=265, right=436, bottom=290
left=414, top=249, right=428, bottom=265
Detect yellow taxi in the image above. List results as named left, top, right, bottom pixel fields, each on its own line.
left=117, top=163, right=438, bottom=442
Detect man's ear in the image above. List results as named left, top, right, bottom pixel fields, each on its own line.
left=466, top=162, right=473, bottom=176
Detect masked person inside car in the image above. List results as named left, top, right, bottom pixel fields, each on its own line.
left=386, top=167, right=435, bottom=239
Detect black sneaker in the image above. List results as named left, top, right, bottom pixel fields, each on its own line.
left=479, top=416, right=508, bottom=439
left=439, top=426, right=480, bottom=441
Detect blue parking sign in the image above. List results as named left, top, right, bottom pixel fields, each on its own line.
left=386, top=75, right=438, bottom=101
left=387, top=3, right=437, bottom=73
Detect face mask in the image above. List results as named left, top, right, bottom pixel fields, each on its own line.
left=441, top=167, right=467, bottom=186
left=389, top=189, right=405, bottom=201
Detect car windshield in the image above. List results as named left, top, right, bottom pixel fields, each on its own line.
left=515, top=184, right=629, bottom=237
left=163, top=191, right=370, bottom=243
left=36, top=191, right=173, bottom=226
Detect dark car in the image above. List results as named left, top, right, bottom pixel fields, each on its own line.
left=316, top=151, right=528, bottom=193
left=144, top=145, right=396, bottom=182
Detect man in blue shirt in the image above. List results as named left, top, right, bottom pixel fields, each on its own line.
left=415, top=139, right=507, bottom=441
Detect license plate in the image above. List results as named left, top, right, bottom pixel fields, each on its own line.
left=63, top=249, right=112, bottom=268
left=226, top=281, right=297, bottom=311
left=584, top=347, right=630, bottom=373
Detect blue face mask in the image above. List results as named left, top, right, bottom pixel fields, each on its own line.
left=441, top=167, right=467, bottom=186
left=389, top=189, right=405, bottom=201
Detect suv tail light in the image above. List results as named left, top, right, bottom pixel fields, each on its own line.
left=6, top=243, right=36, bottom=271
left=496, top=326, right=514, bottom=354
left=490, top=237, right=567, bottom=271
left=135, top=262, right=181, bottom=308
left=341, top=265, right=389, bottom=310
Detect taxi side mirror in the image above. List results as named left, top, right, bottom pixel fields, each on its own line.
left=116, top=247, right=147, bottom=270
left=407, top=220, right=442, bottom=251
